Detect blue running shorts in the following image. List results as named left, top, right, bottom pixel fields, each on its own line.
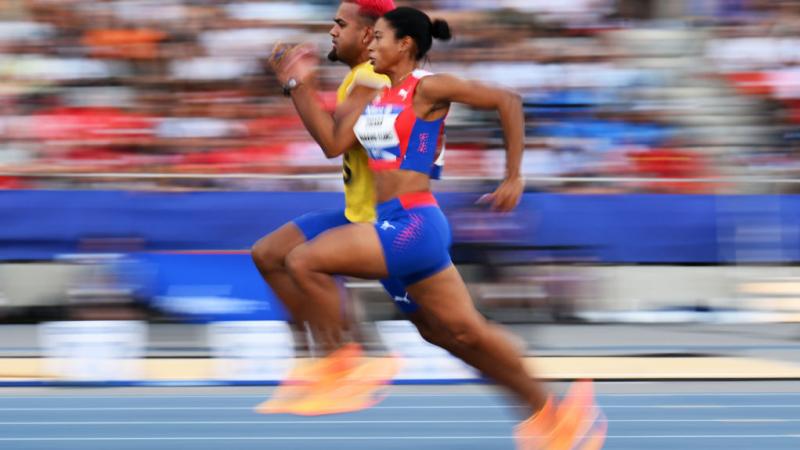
left=291, top=208, right=421, bottom=314
left=374, top=192, right=452, bottom=289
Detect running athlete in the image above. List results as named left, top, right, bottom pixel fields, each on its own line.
left=281, top=6, right=607, bottom=448
left=251, top=0, right=400, bottom=414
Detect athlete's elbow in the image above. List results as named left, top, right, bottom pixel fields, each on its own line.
left=492, top=90, right=521, bottom=114
left=504, top=91, right=523, bottom=109
left=317, top=138, right=346, bottom=158
left=497, top=91, right=523, bottom=120
left=321, top=145, right=346, bottom=159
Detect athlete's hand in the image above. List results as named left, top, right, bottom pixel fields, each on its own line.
left=269, top=42, right=318, bottom=85
left=479, top=176, right=525, bottom=212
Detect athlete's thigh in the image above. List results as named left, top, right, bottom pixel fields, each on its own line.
left=379, top=277, right=420, bottom=314
left=254, top=209, right=348, bottom=259
left=292, top=209, right=350, bottom=241
left=293, top=222, right=390, bottom=280
left=253, top=221, right=307, bottom=262
left=405, top=265, right=484, bottom=327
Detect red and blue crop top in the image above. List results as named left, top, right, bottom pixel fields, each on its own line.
left=353, top=70, right=445, bottom=179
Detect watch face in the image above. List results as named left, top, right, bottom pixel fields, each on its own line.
left=283, top=79, right=297, bottom=96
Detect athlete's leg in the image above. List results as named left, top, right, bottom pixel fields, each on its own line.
left=405, top=266, right=605, bottom=448
left=285, top=222, right=389, bottom=353
left=406, top=308, right=525, bottom=373
left=285, top=222, right=547, bottom=410
left=253, top=215, right=375, bottom=415
left=276, top=223, right=398, bottom=415
left=405, top=265, right=549, bottom=412
left=251, top=222, right=311, bottom=325
left=252, top=210, right=353, bottom=350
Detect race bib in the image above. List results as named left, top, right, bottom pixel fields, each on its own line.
left=354, top=104, right=402, bottom=160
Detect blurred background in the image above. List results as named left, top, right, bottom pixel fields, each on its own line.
left=1, top=0, right=800, bottom=382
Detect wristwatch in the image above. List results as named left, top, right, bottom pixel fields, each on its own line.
left=282, top=78, right=299, bottom=96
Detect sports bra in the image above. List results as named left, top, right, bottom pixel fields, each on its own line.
left=353, top=70, right=445, bottom=179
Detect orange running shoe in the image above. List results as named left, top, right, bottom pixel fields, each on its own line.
left=574, top=414, right=608, bottom=450
left=254, top=359, right=316, bottom=414
left=514, top=397, right=557, bottom=450
left=515, top=380, right=607, bottom=450
left=549, top=380, right=605, bottom=450
left=255, top=343, right=363, bottom=414
left=289, top=353, right=402, bottom=416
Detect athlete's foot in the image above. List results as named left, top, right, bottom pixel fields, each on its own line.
left=549, top=380, right=605, bottom=450
left=255, top=359, right=317, bottom=414
left=574, top=416, right=608, bottom=450
left=515, top=380, right=607, bottom=450
left=289, top=352, right=402, bottom=416
left=514, top=397, right=556, bottom=450
left=255, top=343, right=364, bottom=414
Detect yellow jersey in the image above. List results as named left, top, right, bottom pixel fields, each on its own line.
left=337, top=61, right=390, bottom=223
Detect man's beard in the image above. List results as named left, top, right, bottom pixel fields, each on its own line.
left=327, top=48, right=338, bottom=62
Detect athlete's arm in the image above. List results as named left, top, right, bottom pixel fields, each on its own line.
left=416, top=74, right=525, bottom=212
left=271, top=44, right=375, bottom=158
left=289, top=83, right=375, bottom=158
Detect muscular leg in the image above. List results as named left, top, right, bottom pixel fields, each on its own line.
left=251, top=223, right=349, bottom=351
left=407, top=309, right=525, bottom=373
left=251, top=223, right=310, bottom=324
left=405, top=266, right=549, bottom=412
left=285, top=223, right=390, bottom=353
left=284, top=221, right=546, bottom=411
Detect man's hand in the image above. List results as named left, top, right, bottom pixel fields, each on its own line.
left=269, top=42, right=318, bottom=86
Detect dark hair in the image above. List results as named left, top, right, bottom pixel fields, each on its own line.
left=382, top=7, right=452, bottom=60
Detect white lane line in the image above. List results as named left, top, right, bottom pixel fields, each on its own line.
left=0, top=435, right=798, bottom=441
left=1, top=418, right=800, bottom=425
left=609, top=419, right=800, bottom=423
left=608, top=435, right=800, bottom=439
left=0, top=437, right=510, bottom=441
left=2, top=404, right=800, bottom=411
left=600, top=393, right=800, bottom=397
left=3, top=392, right=800, bottom=400
left=0, top=420, right=513, bottom=425
left=610, top=405, right=800, bottom=409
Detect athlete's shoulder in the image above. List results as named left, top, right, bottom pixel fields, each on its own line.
left=414, top=72, right=459, bottom=99
left=412, top=69, right=435, bottom=79
left=351, top=62, right=390, bottom=91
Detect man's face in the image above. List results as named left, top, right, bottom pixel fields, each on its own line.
left=328, top=2, right=368, bottom=64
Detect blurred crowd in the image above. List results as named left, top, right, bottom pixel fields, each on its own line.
left=1, top=0, right=800, bottom=193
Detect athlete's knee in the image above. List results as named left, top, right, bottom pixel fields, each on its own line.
left=413, top=320, right=444, bottom=347
left=251, top=234, right=288, bottom=272
left=285, top=244, right=315, bottom=278
left=446, top=319, right=486, bottom=350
